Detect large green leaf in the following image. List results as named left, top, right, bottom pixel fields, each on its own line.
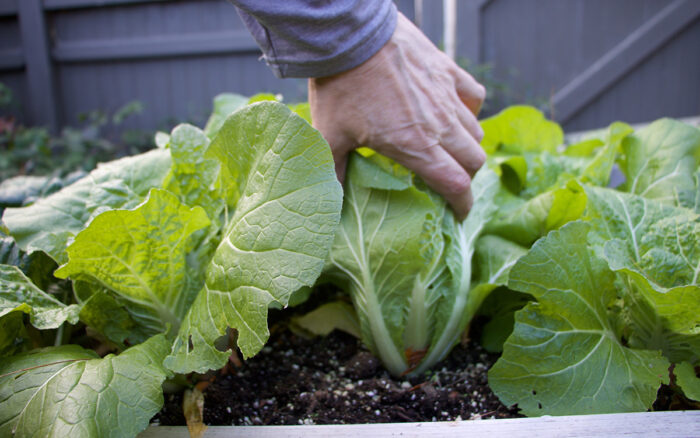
left=326, top=152, right=444, bottom=376
left=675, top=362, right=700, bottom=401
left=485, top=179, right=586, bottom=246
left=489, top=221, right=669, bottom=416
left=618, top=119, right=700, bottom=207
left=585, top=186, right=700, bottom=291
left=0, top=236, right=57, bottom=291
left=412, top=167, right=501, bottom=375
left=203, top=93, right=248, bottom=139
left=585, top=186, right=699, bottom=364
left=0, top=311, right=30, bottom=356
left=165, top=102, right=342, bottom=373
left=0, top=335, right=171, bottom=438
left=0, top=264, right=79, bottom=330
left=55, top=189, right=210, bottom=336
left=620, top=275, right=700, bottom=364
left=472, top=235, right=528, bottom=290
left=480, top=106, right=563, bottom=155
left=579, top=122, right=633, bottom=187
left=77, top=288, right=152, bottom=346
left=2, top=149, right=172, bottom=264
left=163, top=124, right=222, bottom=219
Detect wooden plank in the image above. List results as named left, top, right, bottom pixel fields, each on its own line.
left=0, top=0, right=17, bottom=16
left=52, top=31, right=259, bottom=63
left=0, top=48, right=24, bottom=71
left=43, top=0, right=168, bottom=11
left=459, top=0, right=484, bottom=63
left=18, top=0, right=58, bottom=131
left=552, top=0, right=700, bottom=124
left=139, top=411, right=699, bottom=438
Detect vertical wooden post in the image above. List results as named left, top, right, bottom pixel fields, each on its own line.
left=18, top=0, right=59, bottom=132
left=414, top=0, right=423, bottom=29
left=460, top=0, right=488, bottom=65
left=443, top=0, right=457, bottom=60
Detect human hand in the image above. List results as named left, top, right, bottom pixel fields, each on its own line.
left=308, top=12, right=486, bottom=220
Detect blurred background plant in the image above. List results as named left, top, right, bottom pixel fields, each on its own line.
left=458, top=58, right=549, bottom=117
left=0, top=82, right=153, bottom=182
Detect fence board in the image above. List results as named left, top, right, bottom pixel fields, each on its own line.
left=0, top=49, right=23, bottom=71
left=53, top=31, right=259, bottom=62
left=44, top=0, right=168, bottom=11
left=565, top=19, right=700, bottom=131
left=553, top=0, right=700, bottom=123
left=17, top=0, right=58, bottom=131
left=0, top=0, right=697, bottom=133
left=0, top=0, right=16, bottom=16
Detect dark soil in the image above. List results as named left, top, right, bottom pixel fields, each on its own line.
left=154, top=315, right=520, bottom=426
left=153, top=299, right=697, bottom=427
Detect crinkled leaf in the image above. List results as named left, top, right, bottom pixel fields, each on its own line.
left=481, top=106, right=563, bottom=155
left=0, top=335, right=171, bottom=438
left=485, top=180, right=586, bottom=246
left=489, top=222, right=669, bottom=416
left=163, top=124, right=222, bottom=219
left=619, top=119, right=700, bottom=207
left=55, top=189, right=210, bottom=336
left=203, top=93, right=248, bottom=139
left=308, top=152, right=437, bottom=376
left=410, top=168, right=500, bottom=375
left=78, top=289, right=151, bottom=346
left=619, top=274, right=699, bottom=364
left=579, top=122, right=633, bottom=187
left=585, top=186, right=700, bottom=291
left=521, top=152, right=588, bottom=199
left=675, top=362, right=700, bottom=401
left=0, top=237, right=57, bottom=291
left=2, top=149, right=172, bottom=264
left=0, top=265, right=79, bottom=330
left=292, top=301, right=361, bottom=338
left=165, top=102, right=342, bottom=373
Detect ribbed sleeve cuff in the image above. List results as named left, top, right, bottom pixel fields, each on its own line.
left=267, top=3, right=398, bottom=78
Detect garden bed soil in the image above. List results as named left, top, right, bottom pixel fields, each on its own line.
left=153, top=300, right=696, bottom=427
left=154, top=311, right=519, bottom=426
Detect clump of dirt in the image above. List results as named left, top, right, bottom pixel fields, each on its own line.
left=154, top=319, right=520, bottom=426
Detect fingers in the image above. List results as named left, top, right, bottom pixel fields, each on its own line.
left=452, top=67, right=486, bottom=116
left=386, top=143, right=474, bottom=220
left=312, top=121, right=354, bottom=184
left=440, top=121, right=486, bottom=178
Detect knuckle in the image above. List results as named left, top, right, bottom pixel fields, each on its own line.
left=474, top=83, right=487, bottom=102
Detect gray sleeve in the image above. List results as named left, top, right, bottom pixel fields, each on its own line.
left=230, top=0, right=397, bottom=78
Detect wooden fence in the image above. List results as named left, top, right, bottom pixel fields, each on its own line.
left=1, top=0, right=698, bottom=134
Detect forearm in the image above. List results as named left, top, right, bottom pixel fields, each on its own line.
left=230, top=0, right=397, bottom=78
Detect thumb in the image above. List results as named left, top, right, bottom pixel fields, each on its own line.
left=315, top=126, right=355, bottom=185
left=333, top=150, right=349, bottom=184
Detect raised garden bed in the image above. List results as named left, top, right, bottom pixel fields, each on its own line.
left=139, top=411, right=698, bottom=438
left=1, top=96, right=698, bottom=438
